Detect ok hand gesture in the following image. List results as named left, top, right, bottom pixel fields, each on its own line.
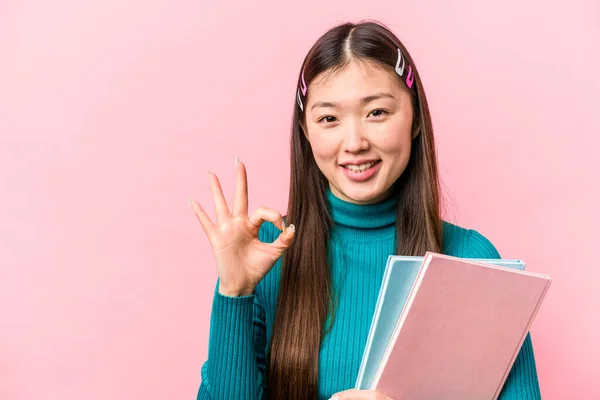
left=189, top=159, right=295, bottom=297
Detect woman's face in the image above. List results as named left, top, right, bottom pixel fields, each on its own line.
left=303, top=60, right=415, bottom=205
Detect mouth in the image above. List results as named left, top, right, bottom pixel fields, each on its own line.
left=340, top=160, right=381, bottom=172
left=339, top=160, right=382, bottom=182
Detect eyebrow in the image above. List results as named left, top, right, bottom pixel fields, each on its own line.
left=310, top=92, right=395, bottom=111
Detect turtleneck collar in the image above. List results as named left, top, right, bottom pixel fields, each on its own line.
left=326, top=186, right=398, bottom=240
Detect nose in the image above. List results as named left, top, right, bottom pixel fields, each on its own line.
left=343, top=120, right=369, bottom=153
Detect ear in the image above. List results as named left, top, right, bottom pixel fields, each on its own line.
left=411, top=121, right=421, bottom=140
left=299, top=120, right=308, bottom=139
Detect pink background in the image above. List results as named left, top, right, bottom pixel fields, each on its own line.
left=1, top=1, right=598, bottom=399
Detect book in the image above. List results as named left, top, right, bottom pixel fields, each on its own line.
left=355, top=256, right=527, bottom=390
left=359, top=252, right=551, bottom=400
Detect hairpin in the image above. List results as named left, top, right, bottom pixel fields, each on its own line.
left=405, top=66, right=414, bottom=88
left=297, top=89, right=304, bottom=111
left=297, top=69, right=307, bottom=111
left=300, top=70, right=307, bottom=96
left=395, top=48, right=415, bottom=89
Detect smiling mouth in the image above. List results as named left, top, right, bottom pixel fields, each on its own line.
left=341, top=160, right=381, bottom=172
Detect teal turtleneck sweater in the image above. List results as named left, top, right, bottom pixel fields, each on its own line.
left=197, top=189, right=541, bottom=399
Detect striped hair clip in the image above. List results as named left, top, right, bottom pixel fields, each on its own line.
left=395, top=48, right=415, bottom=89
left=296, top=69, right=307, bottom=111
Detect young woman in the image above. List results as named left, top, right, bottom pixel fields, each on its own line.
left=190, top=21, right=542, bottom=400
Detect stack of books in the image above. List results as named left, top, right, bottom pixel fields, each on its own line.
left=355, top=252, right=551, bottom=399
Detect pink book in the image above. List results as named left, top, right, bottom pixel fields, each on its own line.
left=371, top=252, right=551, bottom=399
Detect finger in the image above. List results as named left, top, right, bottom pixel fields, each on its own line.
left=331, top=391, right=365, bottom=400
left=232, top=158, right=248, bottom=218
left=330, top=389, right=391, bottom=400
left=269, top=223, right=295, bottom=252
left=189, top=198, right=216, bottom=238
left=248, top=207, right=286, bottom=231
left=330, top=389, right=358, bottom=400
left=208, top=171, right=231, bottom=225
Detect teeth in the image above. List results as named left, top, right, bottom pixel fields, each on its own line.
left=345, top=161, right=377, bottom=172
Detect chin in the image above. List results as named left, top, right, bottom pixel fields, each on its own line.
left=338, top=185, right=387, bottom=205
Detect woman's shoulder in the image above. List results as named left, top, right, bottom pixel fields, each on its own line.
left=442, top=220, right=501, bottom=259
left=259, top=219, right=502, bottom=258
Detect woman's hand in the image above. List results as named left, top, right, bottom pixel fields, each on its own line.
left=189, top=158, right=295, bottom=297
left=329, top=389, right=394, bottom=400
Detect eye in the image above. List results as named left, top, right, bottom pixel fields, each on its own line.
left=318, top=116, right=338, bottom=123
left=368, top=109, right=388, bottom=118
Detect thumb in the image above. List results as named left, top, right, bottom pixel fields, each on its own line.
left=269, top=223, right=295, bottom=253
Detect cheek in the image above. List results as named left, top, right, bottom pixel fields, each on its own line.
left=373, top=115, right=413, bottom=151
left=379, top=129, right=412, bottom=154
left=308, top=134, right=340, bottom=161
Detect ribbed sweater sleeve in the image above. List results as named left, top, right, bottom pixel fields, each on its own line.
left=196, top=285, right=267, bottom=400
left=467, top=229, right=542, bottom=400
left=196, top=223, right=277, bottom=400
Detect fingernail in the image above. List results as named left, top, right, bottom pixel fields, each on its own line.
left=235, top=156, right=239, bottom=165
left=188, top=198, right=193, bottom=207
left=289, top=224, right=295, bottom=233
left=282, top=219, right=286, bottom=231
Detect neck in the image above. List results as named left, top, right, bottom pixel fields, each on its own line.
left=326, top=187, right=398, bottom=240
